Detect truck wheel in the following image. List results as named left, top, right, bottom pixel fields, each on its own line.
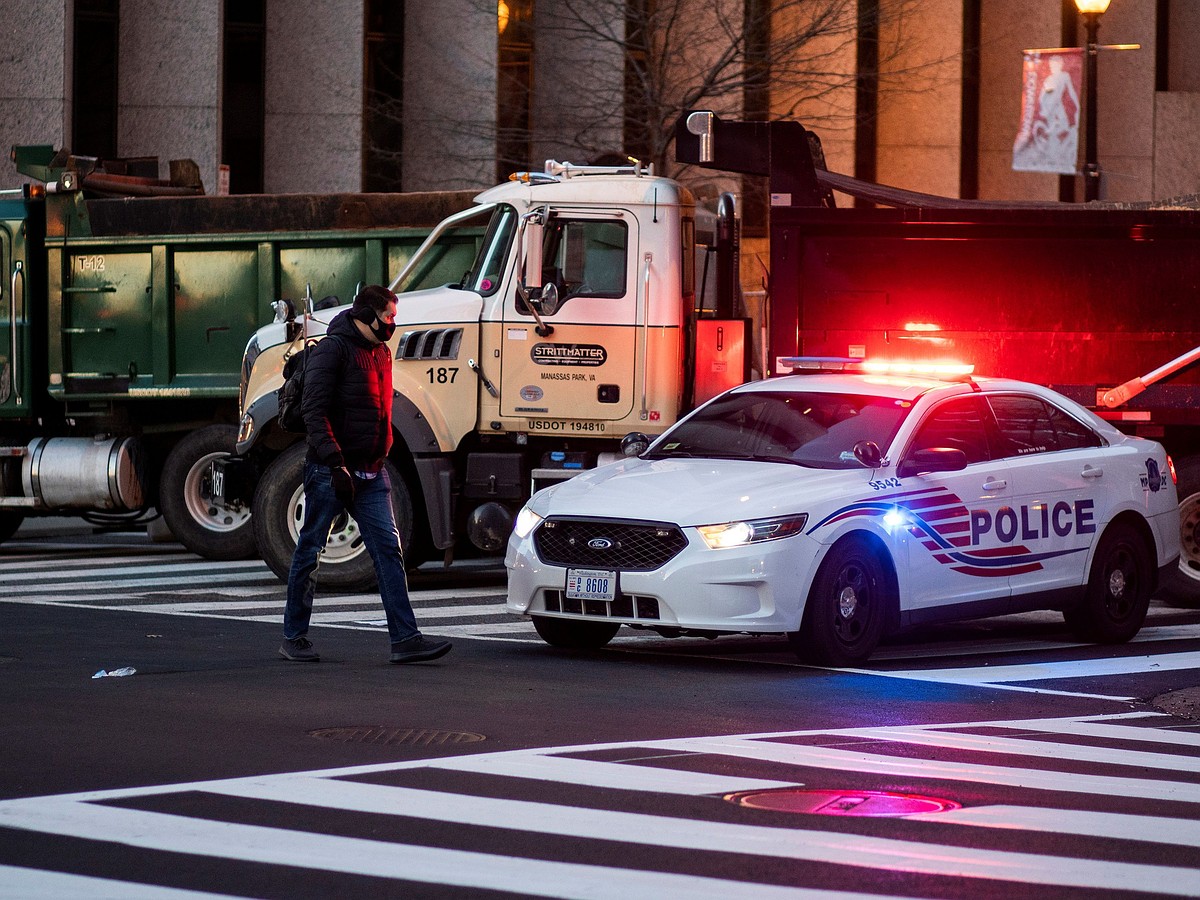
left=1065, top=522, right=1152, bottom=643
left=1159, top=455, right=1200, bottom=608
left=791, top=536, right=889, bottom=667
left=252, top=443, right=417, bottom=592
left=160, top=424, right=255, bottom=560
left=0, top=512, right=24, bottom=544
left=532, top=615, right=619, bottom=649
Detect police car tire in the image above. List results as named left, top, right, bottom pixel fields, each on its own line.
left=532, top=615, right=619, bottom=649
left=793, top=536, right=890, bottom=667
left=1066, top=522, right=1152, bottom=643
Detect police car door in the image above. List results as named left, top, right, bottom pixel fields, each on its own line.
left=500, top=211, right=637, bottom=429
left=899, top=395, right=1014, bottom=614
left=985, top=393, right=1106, bottom=596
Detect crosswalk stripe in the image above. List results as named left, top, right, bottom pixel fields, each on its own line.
left=0, top=572, right=278, bottom=594
left=201, top=774, right=1200, bottom=894
left=863, top=649, right=1200, bottom=685
left=431, top=748, right=799, bottom=795
left=0, top=864, right=247, bottom=899
left=0, top=552, right=200, bottom=571
left=0, top=559, right=272, bottom=583
left=849, top=724, right=1200, bottom=773
left=0, top=798, right=879, bottom=900
left=911, top=804, right=1200, bottom=847
left=646, top=734, right=1200, bottom=803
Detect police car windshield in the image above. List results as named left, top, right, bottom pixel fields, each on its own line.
left=648, top=391, right=912, bottom=469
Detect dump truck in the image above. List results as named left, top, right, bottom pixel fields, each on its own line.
left=230, top=111, right=1200, bottom=606
left=0, top=145, right=471, bottom=557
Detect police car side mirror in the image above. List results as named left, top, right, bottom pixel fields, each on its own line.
left=853, top=440, right=882, bottom=469
left=621, top=432, right=651, bottom=457
left=897, top=447, right=968, bottom=478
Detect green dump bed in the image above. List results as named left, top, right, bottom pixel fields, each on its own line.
left=40, top=190, right=476, bottom=403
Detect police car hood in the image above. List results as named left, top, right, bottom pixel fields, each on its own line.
left=536, top=456, right=856, bottom=525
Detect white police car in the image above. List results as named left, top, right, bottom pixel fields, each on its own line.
left=506, top=365, right=1181, bottom=665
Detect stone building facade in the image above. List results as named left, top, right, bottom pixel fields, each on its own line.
left=0, top=0, right=1196, bottom=202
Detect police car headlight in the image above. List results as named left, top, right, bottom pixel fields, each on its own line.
left=696, top=514, right=809, bottom=549
left=514, top=507, right=544, bottom=539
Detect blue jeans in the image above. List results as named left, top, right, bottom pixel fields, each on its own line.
left=284, top=463, right=419, bottom=645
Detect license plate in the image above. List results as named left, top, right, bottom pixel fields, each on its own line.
left=566, top=568, right=617, bottom=602
left=210, top=461, right=226, bottom=503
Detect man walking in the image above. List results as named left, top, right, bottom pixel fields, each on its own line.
left=279, top=284, right=452, bottom=665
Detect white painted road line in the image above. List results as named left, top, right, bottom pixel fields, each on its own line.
left=0, top=863, right=249, bottom=899
left=203, top=774, right=1200, bottom=895
left=911, top=803, right=1200, bottom=847
left=0, top=798, right=889, bottom=900
left=649, top=735, right=1200, bottom=803
left=431, top=748, right=801, bottom=795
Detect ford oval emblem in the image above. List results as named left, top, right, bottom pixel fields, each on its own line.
left=587, top=537, right=613, bottom=550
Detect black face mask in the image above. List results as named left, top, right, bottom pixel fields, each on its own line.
left=355, top=307, right=395, bottom=342
left=369, top=315, right=396, bottom=342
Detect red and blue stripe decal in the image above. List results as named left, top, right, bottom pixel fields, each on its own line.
left=807, top=486, right=1084, bottom=578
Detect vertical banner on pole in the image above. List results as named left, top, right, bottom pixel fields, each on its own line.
left=1012, top=48, right=1083, bottom=174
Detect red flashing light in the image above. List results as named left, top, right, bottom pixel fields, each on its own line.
left=1168, top=454, right=1178, bottom=486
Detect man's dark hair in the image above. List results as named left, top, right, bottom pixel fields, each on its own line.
left=352, top=284, right=398, bottom=314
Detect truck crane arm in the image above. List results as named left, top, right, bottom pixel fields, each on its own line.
left=1101, top=344, right=1200, bottom=408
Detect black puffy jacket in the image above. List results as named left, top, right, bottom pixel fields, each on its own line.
left=301, top=309, right=393, bottom=472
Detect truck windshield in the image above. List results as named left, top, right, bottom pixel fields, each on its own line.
left=646, top=390, right=912, bottom=469
left=394, top=205, right=496, bottom=294
left=464, top=204, right=517, bottom=297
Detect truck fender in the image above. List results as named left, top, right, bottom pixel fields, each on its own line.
left=235, top=391, right=279, bottom=457
left=412, top=456, right=455, bottom=551
left=391, top=393, right=454, bottom=550
left=392, top=393, right=442, bottom=454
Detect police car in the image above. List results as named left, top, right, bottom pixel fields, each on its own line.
left=505, top=363, right=1181, bottom=665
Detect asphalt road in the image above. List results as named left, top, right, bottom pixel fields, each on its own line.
left=2, top=524, right=1200, bottom=898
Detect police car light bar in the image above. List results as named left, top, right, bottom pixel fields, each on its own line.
left=779, top=357, right=975, bottom=378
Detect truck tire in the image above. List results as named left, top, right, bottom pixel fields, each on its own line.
left=1159, top=454, right=1200, bottom=608
left=160, top=424, right=256, bottom=560
left=0, top=511, right=24, bottom=544
left=252, top=443, right=417, bottom=592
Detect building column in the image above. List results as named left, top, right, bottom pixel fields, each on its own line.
left=264, top=0, right=364, bottom=193
left=402, top=0, right=497, bottom=190
left=0, top=0, right=69, bottom=187
left=118, top=0, right=222, bottom=193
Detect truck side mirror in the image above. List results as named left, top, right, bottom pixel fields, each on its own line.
left=517, top=207, right=556, bottom=335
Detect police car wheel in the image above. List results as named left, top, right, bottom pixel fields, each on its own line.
left=793, top=536, right=890, bottom=666
left=532, top=615, right=619, bottom=649
left=1066, top=522, right=1152, bottom=643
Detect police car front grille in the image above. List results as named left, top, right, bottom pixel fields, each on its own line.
left=534, top=518, right=688, bottom=571
left=544, top=590, right=660, bottom=620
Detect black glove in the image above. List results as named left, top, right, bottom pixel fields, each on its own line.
left=331, top=466, right=356, bottom=507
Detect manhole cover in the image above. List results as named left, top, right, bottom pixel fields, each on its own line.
left=309, top=726, right=485, bottom=747
left=725, top=788, right=960, bottom=817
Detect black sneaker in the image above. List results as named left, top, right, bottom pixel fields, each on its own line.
left=279, top=636, right=320, bottom=662
left=390, top=635, right=452, bottom=664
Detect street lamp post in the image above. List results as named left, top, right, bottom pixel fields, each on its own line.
left=1075, top=0, right=1111, bottom=202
